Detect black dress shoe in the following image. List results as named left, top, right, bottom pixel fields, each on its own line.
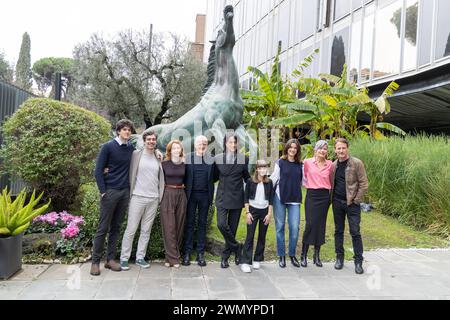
left=278, top=256, right=286, bottom=268
left=355, top=262, right=364, bottom=275
left=181, top=253, right=191, bottom=266
left=221, top=258, right=229, bottom=269
left=334, top=258, right=344, bottom=270
left=197, top=253, right=207, bottom=267
left=235, top=243, right=243, bottom=265
left=290, top=256, right=300, bottom=268
left=300, top=243, right=309, bottom=268
left=313, top=246, right=323, bottom=268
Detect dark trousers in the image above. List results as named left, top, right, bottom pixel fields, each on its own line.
left=217, top=207, right=242, bottom=259
left=92, top=188, right=130, bottom=263
left=242, top=207, right=269, bottom=264
left=183, top=191, right=210, bottom=255
left=333, top=198, right=364, bottom=263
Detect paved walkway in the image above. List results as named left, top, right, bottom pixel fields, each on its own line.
left=1, top=249, right=450, bottom=300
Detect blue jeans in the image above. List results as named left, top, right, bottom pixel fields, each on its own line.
left=273, top=194, right=301, bottom=257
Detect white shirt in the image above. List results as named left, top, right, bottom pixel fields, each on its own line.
left=115, top=137, right=128, bottom=146
left=249, top=182, right=269, bottom=209
left=270, top=162, right=302, bottom=205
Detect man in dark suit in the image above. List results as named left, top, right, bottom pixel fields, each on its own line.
left=214, top=132, right=251, bottom=269
left=182, top=136, right=216, bottom=267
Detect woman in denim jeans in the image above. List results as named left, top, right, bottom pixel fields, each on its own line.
left=270, top=139, right=303, bottom=268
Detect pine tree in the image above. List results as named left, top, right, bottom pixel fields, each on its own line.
left=15, top=32, right=32, bottom=90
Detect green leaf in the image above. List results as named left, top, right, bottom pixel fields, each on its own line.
left=376, top=122, right=407, bottom=136
left=271, top=113, right=317, bottom=126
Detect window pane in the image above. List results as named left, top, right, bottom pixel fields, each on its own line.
left=334, top=0, right=351, bottom=20
left=331, top=27, right=350, bottom=76
left=435, top=0, right=450, bottom=60
left=360, top=4, right=375, bottom=82
left=418, top=1, right=433, bottom=66
left=402, top=0, right=418, bottom=71
left=373, top=0, right=402, bottom=79
left=278, top=0, right=290, bottom=51
left=321, top=37, right=330, bottom=73
left=301, top=0, right=318, bottom=40
left=349, top=11, right=362, bottom=83
left=352, top=0, right=362, bottom=10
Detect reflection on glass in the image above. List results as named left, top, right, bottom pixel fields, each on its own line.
left=350, top=12, right=362, bottom=83
left=334, top=0, right=351, bottom=21
left=402, top=0, right=418, bottom=71
left=418, top=1, right=433, bottom=65
left=373, top=0, right=402, bottom=79
left=321, top=37, right=330, bottom=73
left=436, top=0, right=450, bottom=59
left=278, top=1, right=290, bottom=51
left=331, top=28, right=349, bottom=76
left=352, top=0, right=362, bottom=10
left=360, top=5, right=374, bottom=82
left=301, top=0, right=318, bottom=40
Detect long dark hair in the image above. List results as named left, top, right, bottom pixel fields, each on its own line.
left=223, top=132, right=238, bottom=153
left=281, top=139, right=302, bottom=163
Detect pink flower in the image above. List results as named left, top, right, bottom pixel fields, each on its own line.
left=61, top=222, right=80, bottom=239
left=34, top=212, right=59, bottom=225
left=59, top=211, right=73, bottom=223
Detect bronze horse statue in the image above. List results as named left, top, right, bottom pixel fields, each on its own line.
left=147, top=5, right=257, bottom=159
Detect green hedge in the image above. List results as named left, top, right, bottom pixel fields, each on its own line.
left=1, top=98, right=111, bottom=211
left=351, top=135, right=449, bottom=237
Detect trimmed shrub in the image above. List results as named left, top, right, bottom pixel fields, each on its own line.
left=1, top=98, right=111, bottom=211
left=351, top=135, right=450, bottom=237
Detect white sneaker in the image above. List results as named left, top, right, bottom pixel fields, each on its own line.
left=252, top=261, right=261, bottom=270
left=240, top=264, right=252, bottom=273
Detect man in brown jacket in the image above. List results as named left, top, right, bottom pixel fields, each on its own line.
left=331, top=138, right=368, bottom=274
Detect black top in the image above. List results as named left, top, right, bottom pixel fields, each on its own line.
left=334, top=159, right=348, bottom=201
left=192, top=154, right=209, bottom=192
left=184, top=153, right=215, bottom=205
left=94, top=140, right=135, bottom=194
left=162, top=160, right=186, bottom=185
left=214, top=153, right=251, bottom=209
left=278, top=159, right=303, bottom=204
left=244, top=179, right=274, bottom=205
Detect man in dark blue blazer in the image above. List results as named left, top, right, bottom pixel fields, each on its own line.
left=182, top=135, right=216, bottom=267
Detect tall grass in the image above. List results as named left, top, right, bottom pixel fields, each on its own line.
left=350, top=135, right=449, bottom=238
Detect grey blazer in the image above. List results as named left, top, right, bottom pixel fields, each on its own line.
left=129, top=150, right=165, bottom=202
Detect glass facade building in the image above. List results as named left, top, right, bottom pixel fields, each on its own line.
left=205, top=0, right=450, bottom=86
left=205, top=0, right=450, bottom=133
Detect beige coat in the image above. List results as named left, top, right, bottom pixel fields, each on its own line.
left=129, top=150, right=165, bottom=202
left=331, top=156, right=369, bottom=206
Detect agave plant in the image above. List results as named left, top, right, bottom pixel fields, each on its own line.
left=0, top=188, right=51, bottom=237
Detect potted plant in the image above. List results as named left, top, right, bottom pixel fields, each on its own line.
left=0, top=188, right=50, bottom=279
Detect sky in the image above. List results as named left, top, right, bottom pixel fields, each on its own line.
left=0, top=0, right=207, bottom=65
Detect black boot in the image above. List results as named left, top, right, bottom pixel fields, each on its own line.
left=334, top=257, right=344, bottom=270
left=221, top=258, right=229, bottom=269
left=300, top=243, right=308, bottom=268
left=278, top=256, right=286, bottom=268
left=290, top=256, right=300, bottom=268
left=181, top=253, right=191, bottom=266
left=313, top=246, right=323, bottom=267
left=355, top=262, right=364, bottom=274
left=197, top=252, right=207, bottom=267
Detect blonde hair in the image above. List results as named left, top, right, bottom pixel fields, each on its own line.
left=252, top=159, right=270, bottom=184
left=165, top=140, right=184, bottom=161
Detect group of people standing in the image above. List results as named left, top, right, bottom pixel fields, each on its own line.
left=90, top=119, right=368, bottom=276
